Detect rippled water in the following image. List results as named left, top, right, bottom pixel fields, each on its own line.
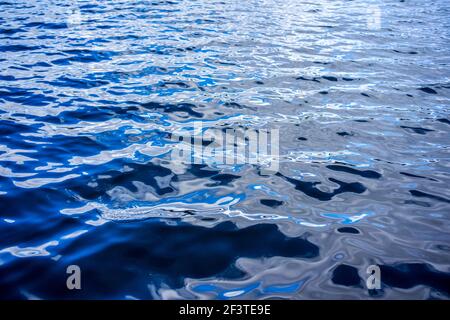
left=1, top=0, right=450, bottom=299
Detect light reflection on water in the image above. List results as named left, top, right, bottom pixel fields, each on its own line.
left=0, top=0, right=449, bottom=299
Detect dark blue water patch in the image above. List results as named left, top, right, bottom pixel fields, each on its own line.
left=261, top=281, right=304, bottom=295
left=404, top=199, right=431, bottom=207
left=43, top=103, right=148, bottom=125
left=0, top=187, right=75, bottom=222
left=23, top=21, right=67, bottom=30
left=43, top=135, right=108, bottom=157
left=418, top=87, right=438, bottom=94
left=332, top=265, right=362, bottom=287
left=1, top=131, right=109, bottom=168
left=295, top=76, right=320, bottom=83
left=337, top=227, right=360, bottom=234
left=400, top=125, right=434, bottom=135
left=51, top=50, right=119, bottom=65
left=0, top=210, right=84, bottom=251
left=43, top=76, right=110, bottom=89
left=0, top=175, right=15, bottom=196
left=437, top=118, right=450, bottom=125
left=67, top=161, right=175, bottom=200
left=260, top=199, right=284, bottom=208
left=139, top=101, right=204, bottom=118
left=0, top=44, right=43, bottom=52
left=158, top=80, right=190, bottom=88
left=193, top=281, right=262, bottom=299
left=0, top=87, right=57, bottom=106
left=409, top=190, right=450, bottom=204
left=0, top=26, right=25, bottom=38
left=0, top=119, right=37, bottom=135
left=0, top=0, right=449, bottom=300
left=31, top=108, right=116, bottom=124
left=435, top=244, right=450, bottom=252
left=336, top=131, right=354, bottom=136
left=206, top=173, right=240, bottom=187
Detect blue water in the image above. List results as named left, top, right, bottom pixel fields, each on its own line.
left=1, top=0, right=450, bottom=299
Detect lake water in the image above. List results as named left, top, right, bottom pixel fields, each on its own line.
left=0, top=0, right=449, bottom=299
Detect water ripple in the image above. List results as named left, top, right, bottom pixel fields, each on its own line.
left=0, top=0, right=449, bottom=299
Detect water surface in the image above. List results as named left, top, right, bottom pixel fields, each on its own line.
left=0, top=0, right=450, bottom=299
